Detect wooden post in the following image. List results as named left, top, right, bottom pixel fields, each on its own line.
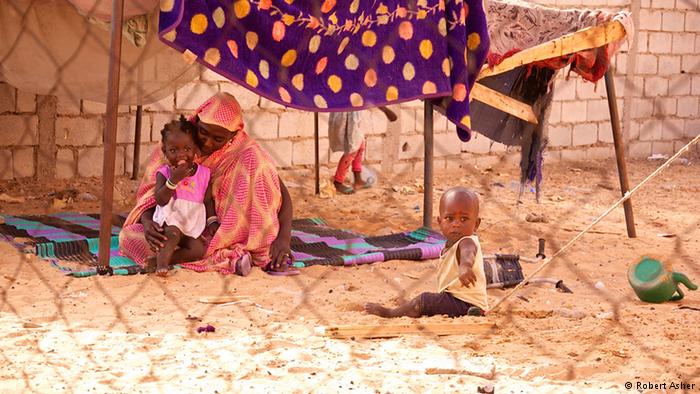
left=604, top=70, right=636, bottom=238
left=423, top=101, right=434, bottom=228
left=314, top=112, right=320, bottom=195
left=131, top=105, right=143, bottom=180
left=97, top=0, right=125, bottom=275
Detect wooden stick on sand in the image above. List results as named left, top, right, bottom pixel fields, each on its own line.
left=316, top=322, right=496, bottom=339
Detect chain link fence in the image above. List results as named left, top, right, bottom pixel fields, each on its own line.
left=1, top=0, right=700, bottom=392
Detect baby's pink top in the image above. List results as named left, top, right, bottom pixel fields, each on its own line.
left=157, top=164, right=210, bottom=203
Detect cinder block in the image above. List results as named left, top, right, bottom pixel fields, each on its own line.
left=125, top=143, right=159, bottom=178
left=0, top=150, right=11, bottom=179
left=56, top=96, right=81, bottom=115
left=661, top=11, right=685, bottom=32
left=16, top=91, right=35, bottom=113
left=245, top=111, right=279, bottom=140
left=639, top=119, right=663, bottom=141
left=598, top=122, right=614, bottom=143
left=434, top=132, right=462, bottom=157
left=117, top=115, right=151, bottom=144
left=653, top=97, right=677, bottom=116
left=648, top=32, right=673, bottom=53
left=685, top=119, right=700, bottom=137
left=629, top=76, right=645, bottom=97
left=144, top=94, right=175, bottom=112
left=461, top=132, right=490, bottom=154
left=55, top=117, right=102, bottom=146
left=560, top=149, right=587, bottom=162
left=576, top=79, right=605, bottom=100
left=691, top=76, right=700, bottom=95
left=56, top=149, right=76, bottom=179
left=627, top=120, right=642, bottom=140
left=548, top=125, right=572, bottom=147
left=661, top=119, right=685, bottom=140
left=553, top=78, right=576, bottom=101
left=677, top=97, right=699, bottom=117
left=219, top=83, right=260, bottom=111
left=430, top=111, right=449, bottom=133
left=652, top=141, right=674, bottom=155
left=398, top=108, right=417, bottom=133
left=572, top=123, right=598, bottom=146
left=257, top=140, right=293, bottom=168
left=370, top=108, right=390, bottom=135
left=77, top=146, right=125, bottom=177
left=681, top=55, right=700, bottom=73
left=366, top=136, right=384, bottom=161
left=644, top=76, right=669, bottom=97
left=658, top=56, right=681, bottom=76
left=0, top=115, right=39, bottom=146
left=668, top=74, right=691, bottom=95
left=548, top=102, right=562, bottom=123
left=398, top=134, right=425, bottom=160
left=292, top=138, right=329, bottom=166
left=650, top=0, right=674, bottom=8
left=636, top=55, right=658, bottom=75
left=636, top=32, right=648, bottom=53
left=631, top=98, right=654, bottom=118
left=686, top=12, right=700, bottom=32
left=392, top=162, right=414, bottom=175
left=561, top=101, right=587, bottom=123
left=628, top=141, right=652, bottom=158
left=151, top=113, right=175, bottom=142
left=176, top=83, right=219, bottom=111
left=0, top=83, right=15, bottom=114
left=672, top=33, right=696, bottom=54
left=616, top=53, right=628, bottom=72
left=587, top=146, right=614, bottom=160
left=201, top=68, right=229, bottom=82
left=475, top=155, right=502, bottom=168
left=12, top=147, right=34, bottom=178
left=639, top=9, right=662, bottom=31
left=398, top=99, right=423, bottom=110
left=81, top=100, right=129, bottom=114
left=677, top=0, right=698, bottom=10
left=259, top=97, right=286, bottom=111
left=278, top=111, right=313, bottom=138
left=587, top=99, right=609, bottom=121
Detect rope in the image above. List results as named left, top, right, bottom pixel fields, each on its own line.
left=486, top=133, right=700, bottom=315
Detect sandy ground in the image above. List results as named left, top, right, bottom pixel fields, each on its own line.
left=1, top=156, right=699, bottom=393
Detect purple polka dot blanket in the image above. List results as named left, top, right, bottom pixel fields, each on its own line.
left=158, top=0, right=489, bottom=141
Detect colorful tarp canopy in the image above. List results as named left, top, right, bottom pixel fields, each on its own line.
left=158, top=0, right=489, bottom=141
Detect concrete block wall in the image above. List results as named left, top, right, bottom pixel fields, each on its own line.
left=525, top=0, right=700, bottom=161
left=1, top=0, right=698, bottom=181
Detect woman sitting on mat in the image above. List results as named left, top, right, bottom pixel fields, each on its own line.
left=119, top=93, right=295, bottom=275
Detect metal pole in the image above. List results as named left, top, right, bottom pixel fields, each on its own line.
left=423, top=101, right=434, bottom=228
left=604, top=70, right=636, bottom=238
left=131, top=105, right=143, bottom=180
left=97, top=0, right=125, bottom=275
left=314, top=112, right=320, bottom=195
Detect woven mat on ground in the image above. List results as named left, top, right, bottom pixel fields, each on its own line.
left=0, top=214, right=445, bottom=277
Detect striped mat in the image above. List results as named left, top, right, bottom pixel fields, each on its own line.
left=0, top=213, right=445, bottom=277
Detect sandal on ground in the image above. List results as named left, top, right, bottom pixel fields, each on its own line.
left=234, top=253, right=253, bottom=276
left=334, top=181, right=355, bottom=195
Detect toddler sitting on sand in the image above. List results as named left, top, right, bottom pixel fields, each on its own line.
left=365, top=186, right=487, bottom=317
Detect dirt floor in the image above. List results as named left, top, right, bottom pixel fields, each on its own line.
left=1, top=156, right=699, bottom=393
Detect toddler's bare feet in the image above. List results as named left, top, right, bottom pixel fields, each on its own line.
left=365, top=303, right=392, bottom=318
left=143, top=256, right=157, bottom=274
left=156, top=259, right=169, bottom=277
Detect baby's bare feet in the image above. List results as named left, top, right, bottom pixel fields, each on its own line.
left=156, top=259, right=169, bottom=277
left=364, top=303, right=392, bottom=318
left=143, top=256, right=157, bottom=274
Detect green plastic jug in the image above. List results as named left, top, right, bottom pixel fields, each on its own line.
left=628, top=257, right=697, bottom=303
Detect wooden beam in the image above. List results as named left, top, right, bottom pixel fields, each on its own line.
left=198, top=295, right=252, bottom=304
left=316, top=322, right=496, bottom=339
left=470, top=83, right=539, bottom=124
left=478, top=20, right=627, bottom=80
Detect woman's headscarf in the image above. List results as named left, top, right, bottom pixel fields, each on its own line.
left=190, top=92, right=244, bottom=133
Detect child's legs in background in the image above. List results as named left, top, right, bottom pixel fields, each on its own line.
left=170, top=235, right=206, bottom=264
left=351, top=141, right=366, bottom=173
left=334, top=141, right=366, bottom=183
